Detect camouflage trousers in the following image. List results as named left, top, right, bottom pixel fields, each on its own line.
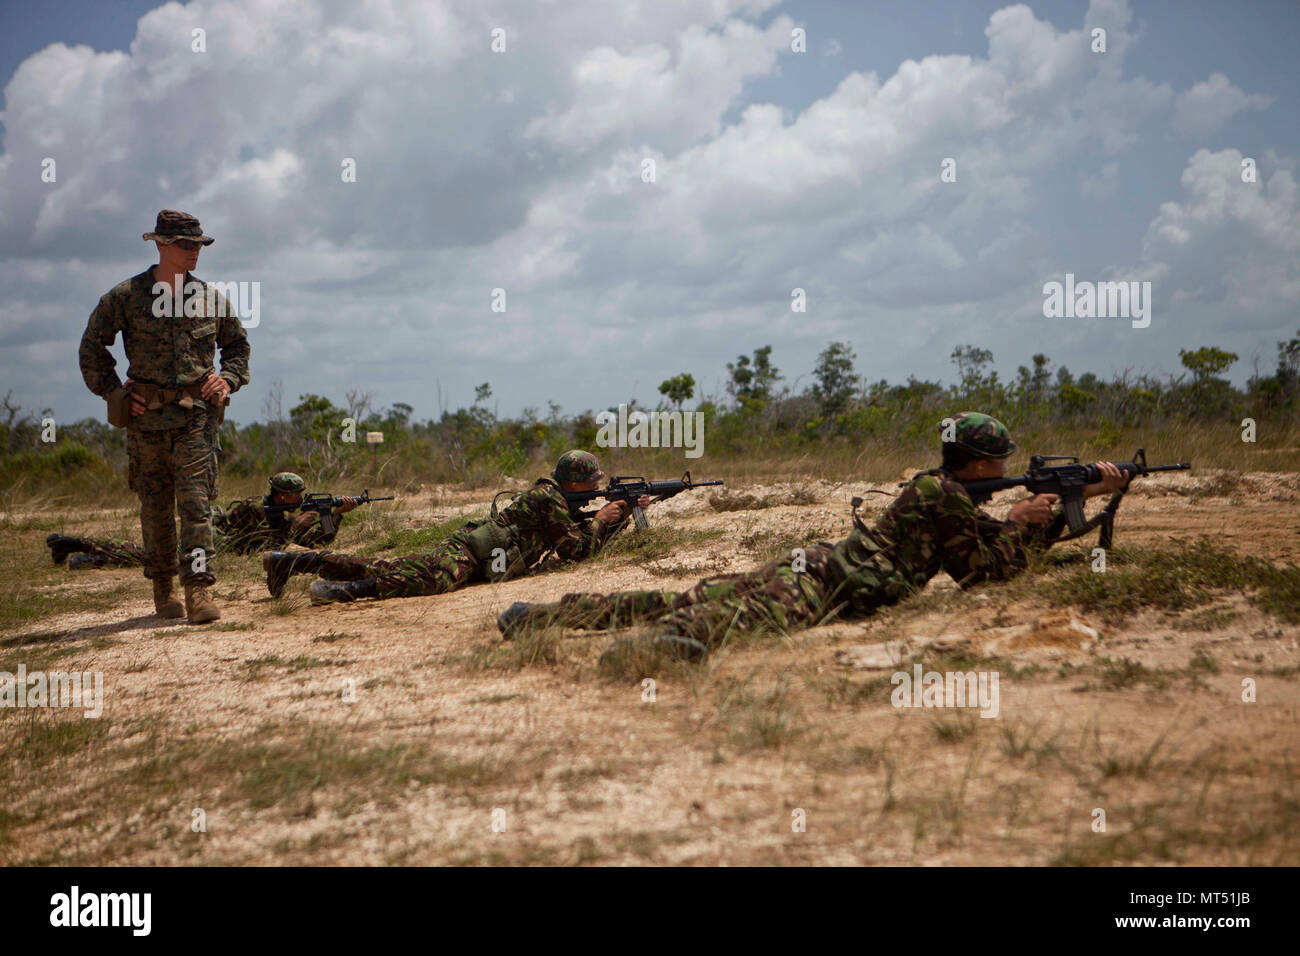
left=540, top=544, right=849, bottom=647
left=127, top=412, right=216, bottom=585
left=205, top=414, right=222, bottom=500
left=316, top=529, right=484, bottom=599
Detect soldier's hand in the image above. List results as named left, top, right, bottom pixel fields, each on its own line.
left=595, top=500, right=629, bottom=523
left=124, top=378, right=147, bottom=416
left=1008, top=493, right=1059, bottom=527
left=636, top=495, right=651, bottom=510
left=200, top=371, right=230, bottom=404
left=1089, top=460, right=1131, bottom=495
left=335, top=496, right=359, bottom=514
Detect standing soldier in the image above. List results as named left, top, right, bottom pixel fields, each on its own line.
left=262, top=450, right=647, bottom=603
left=498, top=414, right=1132, bottom=660
left=78, top=210, right=250, bottom=623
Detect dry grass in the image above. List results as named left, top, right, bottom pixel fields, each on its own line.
left=0, top=458, right=1297, bottom=866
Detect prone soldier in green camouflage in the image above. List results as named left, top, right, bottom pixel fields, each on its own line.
left=497, top=413, right=1132, bottom=660
left=45, top=534, right=147, bottom=570
left=45, top=473, right=359, bottom=569
left=261, top=451, right=648, bottom=603
left=78, top=210, right=250, bottom=624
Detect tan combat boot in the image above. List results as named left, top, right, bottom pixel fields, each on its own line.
left=185, top=584, right=221, bottom=624
left=153, top=578, right=185, bottom=619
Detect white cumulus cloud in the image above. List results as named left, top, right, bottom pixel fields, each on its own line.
left=1173, top=73, right=1273, bottom=136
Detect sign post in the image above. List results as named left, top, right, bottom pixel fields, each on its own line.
left=365, top=431, right=384, bottom=479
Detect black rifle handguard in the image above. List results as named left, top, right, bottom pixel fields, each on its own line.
left=957, top=448, right=1190, bottom=547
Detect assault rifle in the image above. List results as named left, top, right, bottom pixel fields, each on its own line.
left=265, top=489, right=395, bottom=536
left=959, top=448, right=1190, bottom=548
left=562, top=472, right=724, bottom=530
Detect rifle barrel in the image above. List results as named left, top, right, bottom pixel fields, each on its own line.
left=962, top=459, right=1190, bottom=499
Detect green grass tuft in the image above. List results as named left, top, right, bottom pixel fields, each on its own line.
left=1041, top=538, right=1300, bottom=624
left=360, top=513, right=479, bottom=556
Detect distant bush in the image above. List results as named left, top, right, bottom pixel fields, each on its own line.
left=0, top=442, right=114, bottom=484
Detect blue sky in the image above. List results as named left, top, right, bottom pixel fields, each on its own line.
left=1, top=0, right=1297, bottom=425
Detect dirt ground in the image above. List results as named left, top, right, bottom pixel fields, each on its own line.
left=1, top=470, right=1297, bottom=866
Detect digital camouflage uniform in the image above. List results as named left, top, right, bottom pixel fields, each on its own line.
left=305, top=478, right=628, bottom=600
left=48, top=500, right=342, bottom=568
left=206, top=417, right=223, bottom=500
left=523, top=468, right=1052, bottom=647
left=78, top=218, right=250, bottom=586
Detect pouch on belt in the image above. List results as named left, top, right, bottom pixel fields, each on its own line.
left=463, top=520, right=525, bottom=581
left=106, top=386, right=132, bottom=428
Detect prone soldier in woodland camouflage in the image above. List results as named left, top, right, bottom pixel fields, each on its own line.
left=497, top=413, right=1132, bottom=660
left=46, top=473, right=359, bottom=569
left=261, top=451, right=648, bottom=603
left=78, top=210, right=250, bottom=624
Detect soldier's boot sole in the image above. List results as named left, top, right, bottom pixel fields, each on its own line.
left=153, top=579, right=185, bottom=619
left=263, top=551, right=295, bottom=599
left=185, top=584, right=221, bottom=624
left=310, top=580, right=357, bottom=605
left=497, top=601, right=538, bottom=639
left=47, top=533, right=78, bottom=565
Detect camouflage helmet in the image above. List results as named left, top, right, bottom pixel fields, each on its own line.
left=553, top=450, right=605, bottom=484
left=944, top=412, right=1016, bottom=460
left=269, top=472, right=306, bottom=494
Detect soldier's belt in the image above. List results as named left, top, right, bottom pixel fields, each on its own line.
left=130, top=381, right=230, bottom=411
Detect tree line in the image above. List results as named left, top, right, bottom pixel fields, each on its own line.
left=2, top=328, right=1297, bottom=490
